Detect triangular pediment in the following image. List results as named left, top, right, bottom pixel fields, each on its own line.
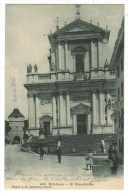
left=71, top=103, right=90, bottom=113
left=53, top=19, right=104, bottom=35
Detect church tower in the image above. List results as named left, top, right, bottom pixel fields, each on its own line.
left=8, top=108, right=25, bottom=143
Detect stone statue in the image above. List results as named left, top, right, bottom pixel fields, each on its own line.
left=27, top=64, right=32, bottom=73
left=27, top=65, right=29, bottom=73
left=104, top=59, right=109, bottom=68
left=50, top=63, right=55, bottom=71
left=34, top=64, right=38, bottom=73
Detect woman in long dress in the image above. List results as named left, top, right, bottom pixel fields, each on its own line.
left=85, top=149, right=93, bottom=170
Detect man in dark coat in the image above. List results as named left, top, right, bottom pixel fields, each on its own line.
left=57, top=147, right=61, bottom=163
left=108, top=145, right=113, bottom=160
left=111, top=151, right=118, bottom=174
left=40, top=147, right=44, bottom=160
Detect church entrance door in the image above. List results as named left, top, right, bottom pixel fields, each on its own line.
left=77, top=114, right=87, bottom=134
left=43, top=122, right=50, bottom=136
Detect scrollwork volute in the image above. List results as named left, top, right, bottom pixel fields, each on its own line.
left=27, top=93, right=33, bottom=98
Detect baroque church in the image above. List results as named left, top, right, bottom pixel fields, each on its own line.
left=24, top=9, right=116, bottom=137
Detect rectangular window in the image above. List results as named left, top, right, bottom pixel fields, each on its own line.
left=105, top=117, right=107, bottom=120
left=76, top=55, right=84, bottom=72
left=118, top=87, right=120, bottom=101
left=121, top=81, right=123, bottom=97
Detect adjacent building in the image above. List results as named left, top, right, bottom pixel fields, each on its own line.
left=110, top=18, right=124, bottom=161
left=24, top=12, right=116, bottom=136
left=8, top=108, right=25, bottom=143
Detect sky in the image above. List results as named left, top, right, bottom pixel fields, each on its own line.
left=5, top=4, right=124, bottom=120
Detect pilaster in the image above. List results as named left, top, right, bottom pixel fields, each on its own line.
left=107, top=90, right=111, bottom=124
left=59, top=91, right=63, bottom=126
left=99, top=90, right=104, bottom=124
left=92, top=90, right=96, bottom=124
left=66, top=91, right=70, bottom=126
left=52, top=93, right=57, bottom=127
left=27, top=92, right=35, bottom=128
left=58, top=41, right=61, bottom=70
left=35, top=93, right=39, bottom=128
left=91, top=39, right=94, bottom=68
left=87, top=112, right=91, bottom=134
left=65, top=40, right=68, bottom=70
left=73, top=114, right=77, bottom=134
left=73, top=54, right=76, bottom=72
left=98, top=39, right=101, bottom=67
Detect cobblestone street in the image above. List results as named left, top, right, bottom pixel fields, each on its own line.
left=5, top=145, right=123, bottom=190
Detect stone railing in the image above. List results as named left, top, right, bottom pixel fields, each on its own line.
left=90, top=69, right=116, bottom=79
left=26, top=70, right=115, bottom=84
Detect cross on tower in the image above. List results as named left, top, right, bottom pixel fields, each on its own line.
left=55, top=17, right=60, bottom=30
left=75, top=4, right=81, bottom=19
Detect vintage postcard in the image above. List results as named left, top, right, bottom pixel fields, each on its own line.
left=1, top=0, right=128, bottom=193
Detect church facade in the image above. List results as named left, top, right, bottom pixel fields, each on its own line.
left=24, top=17, right=116, bottom=136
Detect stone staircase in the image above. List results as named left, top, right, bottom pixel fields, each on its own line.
left=44, top=134, right=117, bottom=156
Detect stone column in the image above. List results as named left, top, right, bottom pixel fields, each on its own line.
left=27, top=93, right=31, bottom=128
left=58, top=41, right=61, bottom=70
left=35, top=93, right=39, bottom=128
left=84, top=54, right=86, bottom=72
left=59, top=92, right=63, bottom=126
left=65, top=41, right=68, bottom=70
left=102, top=92, right=105, bottom=124
left=28, top=93, right=35, bottom=128
left=66, top=92, right=70, bottom=126
left=92, top=90, right=96, bottom=124
left=52, top=94, right=57, bottom=127
left=87, top=112, right=91, bottom=134
left=73, top=54, right=76, bottom=72
left=91, top=39, right=94, bottom=68
left=98, top=39, right=101, bottom=67
left=73, top=114, right=77, bottom=134
left=107, top=90, right=111, bottom=124
left=51, top=52, right=55, bottom=70
left=99, top=90, right=104, bottom=125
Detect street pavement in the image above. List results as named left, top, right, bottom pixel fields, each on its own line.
left=4, top=144, right=124, bottom=190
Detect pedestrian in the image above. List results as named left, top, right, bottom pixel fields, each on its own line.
left=111, top=151, right=118, bottom=174
left=40, top=147, right=44, bottom=160
left=113, top=145, right=117, bottom=154
left=85, top=149, right=93, bottom=170
left=108, top=145, right=113, bottom=160
left=56, top=147, right=61, bottom=163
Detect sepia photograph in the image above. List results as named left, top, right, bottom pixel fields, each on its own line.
left=2, top=1, right=127, bottom=192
